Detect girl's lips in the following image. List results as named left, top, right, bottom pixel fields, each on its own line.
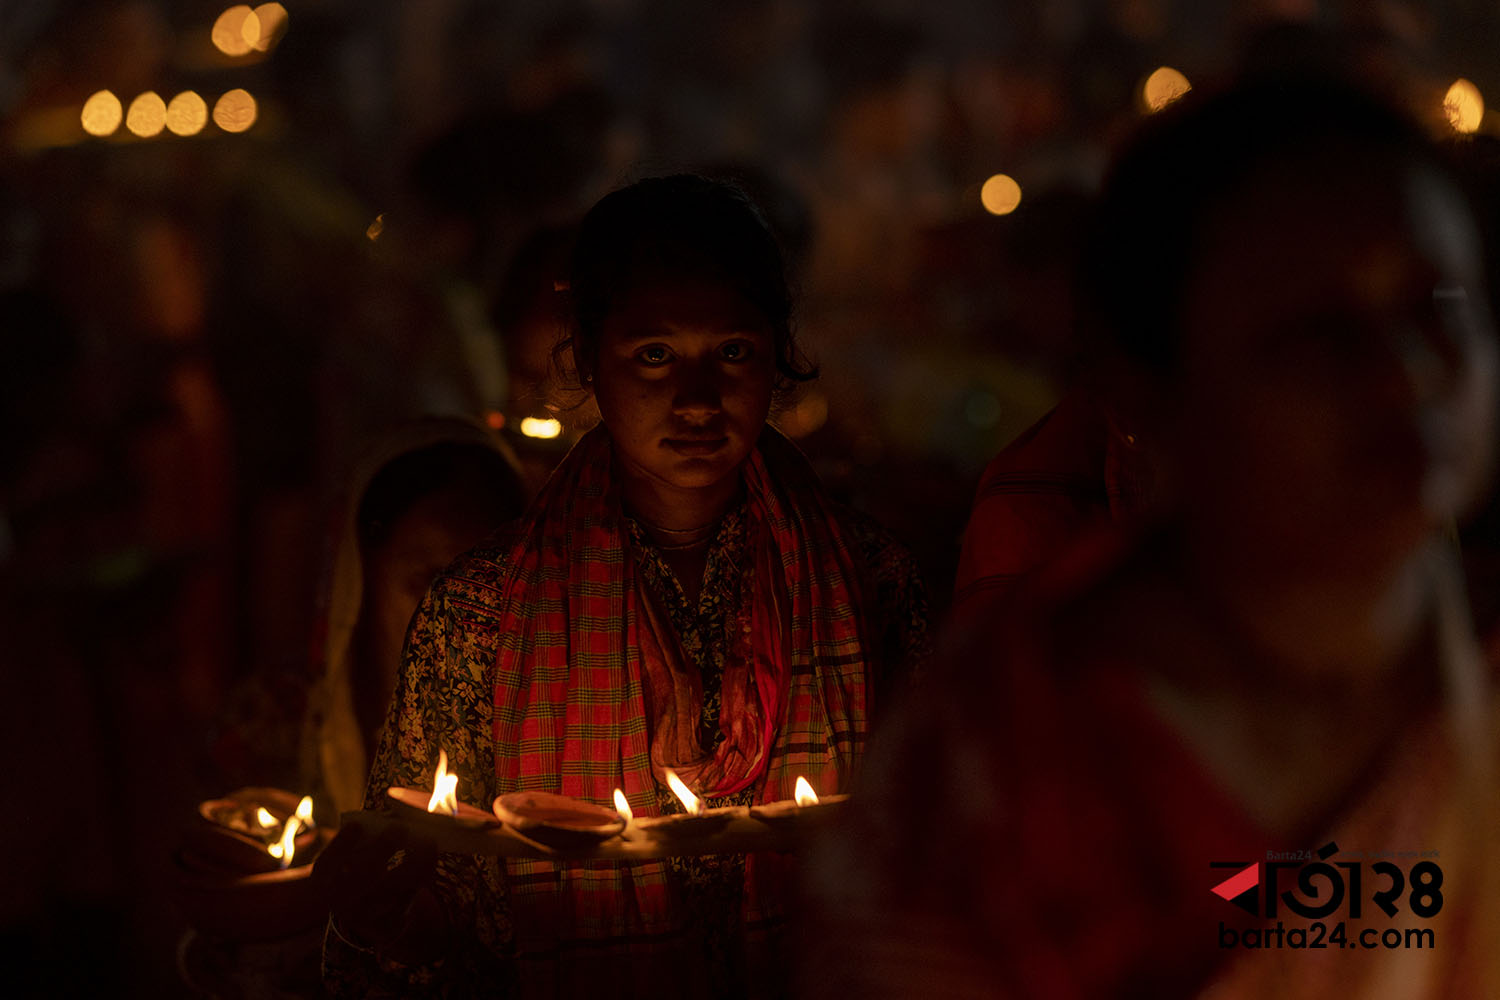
left=663, top=436, right=729, bottom=456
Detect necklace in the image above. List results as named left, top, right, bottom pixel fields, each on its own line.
left=634, top=515, right=718, bottom=550
left=653, top=535, right=715, bottom=552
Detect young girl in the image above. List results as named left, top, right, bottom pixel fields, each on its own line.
left=319, top=175, right=928, bottom=998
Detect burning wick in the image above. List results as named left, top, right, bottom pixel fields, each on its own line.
left=256, top=807, right=277, bottom=829
left=663, top=769, right=703, bottom=816
left=427, top=749, right=459, bottom=817
left=265, top=795, right=315, bottom=870
left=794, top=776, right=819, bottom=807
left=613, top=788, right=634, bottom=824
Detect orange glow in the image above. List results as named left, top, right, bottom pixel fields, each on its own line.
left=1445, top=79, right=1484, bottom=134
left=255, top=807, right=277, bottom=829
left=663, top=768, right=702, bottom=816
left=794, top=776, right=819, bottom=807
left=520, top=417, right=562, bottom=439
left=485, top=410, right=506, bottom=430
left=427, top=750, right=459, bottom=816
left=245, top=3, right=289, bottom=51
left=366, top=214, right=385, bottom=241
left=125, top=92, right=166, bottom=138
left=212, top=6, right=258, bottom=56
left=613, top=788, right=634, bottom=823
left=1142, top=66, right=1191, bottom=112
left=165, top=91, right=208, bottom=136
left=212, top=90, right=258, bottom=133
left=81, top=90, right=123, bottom=136
left=980, top=174, right=1022, bottom=216
left=779, top=391, right=829, bottom=438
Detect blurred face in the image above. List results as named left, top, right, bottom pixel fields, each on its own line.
left=585, top=276, right=776, bottom=496
left=1172, top=155, right=1497, bottom=576
left=360, top=491, right=494, bottom=710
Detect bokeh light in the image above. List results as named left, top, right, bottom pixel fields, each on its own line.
left=245, top=3, right=289, bottom=52
left=1143, top=66, right=1191, bottom=112
left=520, top=417, right=563, bottom=439
left=212, top=6, right=258, bottom=57
left=212, top=89, right=258, bottom=133
left=1445, top=79, right=1484, bottom=134
left=980, top=174, right=1022, bottom=216
left=964, top=391, right=1002, bottom=429
left=165, top=92, right=208, bottom=136
left=366, top=214, right=385, bottom=241
left=81, top=90, right=123, bottom=136
left=125, top=92, right=167, bottom=137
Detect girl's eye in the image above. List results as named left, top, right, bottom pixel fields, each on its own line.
left=637, top=345, right=672, bottom=366
left=719, top=341, right=752, bottom=362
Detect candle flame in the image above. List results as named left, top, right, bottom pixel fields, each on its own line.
left=295, top=795, right=314, bottom=827
left=663, top=769, right=702, bottom=816
left=256, top=807, right=277, bottom=828
left=427, top=749, right=459, bottom=816
left=794, top=776, right=819, bottom=807
left=266, top=815, right=298, bottom=868
left=613, top=788, right=634, bottom=823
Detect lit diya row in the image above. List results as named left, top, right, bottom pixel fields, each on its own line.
left=388, top=749, right=846, bottom=851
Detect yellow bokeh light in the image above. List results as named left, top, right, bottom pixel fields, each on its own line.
left=519, top=417, right=563, bottom=439
left=980, top=174, right=1022, bottom=216
left=81, top=90, right=123, bottom=136
left=125, top=92, right=167, bottom=138
left=212, top=6, right=257, bottom=57
left=1445, top=79, right=1484, bottom=134
left=1143, top=66, right=1191, bottom=112
left=165, top=91, right=208, bottom=136
left=213, top=89, right=258, bottom=133
left=245, top=3, right=289, bottom=52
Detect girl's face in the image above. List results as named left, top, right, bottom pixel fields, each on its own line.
left=586, top=276, right=776, bottom=496
left=1171, top=155, right=1497, bottom=577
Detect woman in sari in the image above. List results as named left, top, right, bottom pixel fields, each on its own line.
left=807, top=74, right=1500, bottom=998
left=318, top=175, right=928, bottom=998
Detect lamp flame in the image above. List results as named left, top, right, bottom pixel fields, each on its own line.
left=295, top=795, right=314, bottom=827
left=256, top=807, right=277, bottom=828
left=663, top=769, right=702, bottom=816
left=613, top=788, right=634, bottom=823
left=266, top=815, right=298, bottom=868
left=427, top=750, right=459, bottom=816
left=794, top=776, right=819, bottom=807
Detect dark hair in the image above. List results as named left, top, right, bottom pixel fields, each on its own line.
left=1079, top=73, right=1463, bottom=374
left=357, top=442, right=525, bottom=553
left=562, top=174, right=817, bottom=395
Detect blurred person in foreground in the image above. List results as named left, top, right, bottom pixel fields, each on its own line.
left=317, top=175, right=928, bottom=998
left=806, top=75, right=1500, bottom=998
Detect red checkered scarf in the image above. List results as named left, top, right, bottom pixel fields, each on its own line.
left=487, top=424, right=876, bottom=961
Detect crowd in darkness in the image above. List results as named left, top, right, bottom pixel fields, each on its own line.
left=4, top=2, right=1500, bottom=996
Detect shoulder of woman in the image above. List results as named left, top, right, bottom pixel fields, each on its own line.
left=422, top=535, right=520, bottom=625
